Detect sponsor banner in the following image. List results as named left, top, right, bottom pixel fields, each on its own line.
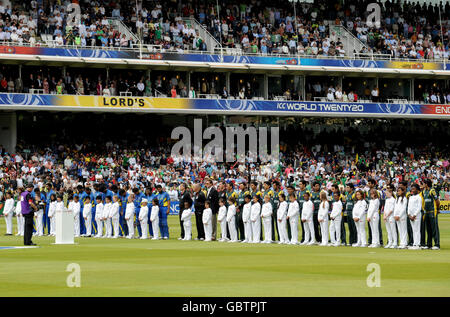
left=1, top=46, right=448, bottom=70
left=440, top=201, right=450, bottom=214
left=169, top=201, right=180, bottom=216
left=0, top=94, right=449, bottom=117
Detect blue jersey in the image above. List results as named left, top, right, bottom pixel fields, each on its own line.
left=156, top=191, right=170, bottom=209
left=134, top=192, right=145, bottom=210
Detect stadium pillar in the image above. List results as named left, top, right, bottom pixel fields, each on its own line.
left=263, top=74, right=268, bottom=100
left=302, top=75, right=306, bottom=101
left=19, top=65, right=22, bottom=80
left=187, top=71, right=191, bottom=91
left=106, top=67, right=110, bottom=82
left=226, top=72, right=230, bottom=93
left=0, top=112, right=17, bottom=154
left=411, top=78, right=414, bottom=101
left=62, top=66, right=66, bottom=78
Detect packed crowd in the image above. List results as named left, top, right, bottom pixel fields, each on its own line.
left=0, top=0, right=448, bottom=60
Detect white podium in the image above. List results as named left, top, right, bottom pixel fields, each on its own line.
left=55, top=209, right=75, bottom=244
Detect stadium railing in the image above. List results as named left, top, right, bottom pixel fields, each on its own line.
left=0, top=41, right=448, bottom=64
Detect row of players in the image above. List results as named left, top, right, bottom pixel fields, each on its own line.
left=2, top=181, right=440, bottom=249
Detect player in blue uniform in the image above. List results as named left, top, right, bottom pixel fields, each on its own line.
left=155, top=185, right=171, bottom=239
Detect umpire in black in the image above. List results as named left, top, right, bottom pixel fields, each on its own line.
left=178, top=183, right=192, bottom=240
left=23, top=184, right=38, bottom=246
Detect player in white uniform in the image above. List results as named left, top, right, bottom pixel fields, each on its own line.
left=383, top=189, right=396, bottom=248
left=241, top=195, right=252, bottom=243
left=394, top=187, right=408, bottom=249
left=139, top=198, right=149, bottom=239
left=150, top=198, right=160, bottom=240
left=367, top=189, right=381, bottom=248
left=287, top=193, right=300, bottom=245
left=202, top=200, right=212, bottom=241
left=352, top=190, right=368, bottom=247
left=15, top=190, right=24, bottom=236
left=407, top=184, right=423, bottom=249
left=250, top=195, right=261, bottom=243
left=47, top=194, right=57, bottom=236
left=94, top=197, right=104, bottom=238
left=318, top=192, right=329, bottom=246
left=261, top=195, right=273, bottom=244
left=124, top=194, right=135, bottom=239
left=301, top=192, right=315, bottom=245
left=69, top=196, right=81, bottom=238
left=329, top=192, right=343, bottom=246
left=110, top=196, right=121, bottom=238
left=181, top=200, right=192, bottom=240
left=102, top=196, right=113, bottom=238
left=82, top=197, right=93, bottom=237
left=3, top=192, right=14, bottom=235
left=218, top=198, right=228, bottom=242
left=227, top=197, right=238, bottom=242
left=277, top=193, right=289, bottom=244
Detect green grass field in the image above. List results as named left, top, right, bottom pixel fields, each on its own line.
left=1, top=215, right=449, bottom=297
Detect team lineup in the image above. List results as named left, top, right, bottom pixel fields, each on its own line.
left=2, top=177, right=441, bottom=250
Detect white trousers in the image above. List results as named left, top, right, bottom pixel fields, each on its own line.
left=112, top=217, right=120, bottom=238
left=396, top=217, right=407, bottom=247
left=228, top=217, right=237, bottom=241
left=387, top=216, right=398, bottom=246
left=262, top=218, right=272, bottom=242
left=355, top=213, right=367, bottom=245
left=140, top=219, right=148, bottom=238
left=329, top=216, right=341, bottom=244
left=251, top=220, right=261, bottom=243
left=50, top=216, right=56, bottom=235
left=16, top=214, right=24, bottom=235
left=410, top=216, right=421, bottom=247
left=220, top=219, right=228, bottom=240
left=4, top=212, right=13, bottom=234
left=303, top=219, right=315, bottom=243
left=35, top=211, right=43, bottom=235
left=151, top=217, right=159, bottom=239
left=243, top=221, right=252, bottom=242
left=183, top=221, right=192, bottom=240
left=84, top=216, right=92, bottom=236
left=95, top=218, right=103, bottom=237
left=320, top=220, right=329, bottom=244
left=203, top=222, right=212, bottom=241
left=126, top=216, right=135, bottom=238
left=73, top=213, right=80, bottom=237
left=369, top=214, right=379, bottom=245
left=278, top=218, right=288, bottom=243
left=289, top=217, right=298, bottom=244
left=105, top=218, right=112, bottom=237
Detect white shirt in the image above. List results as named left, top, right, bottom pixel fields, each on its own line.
left=318, top=200, right=329, bottom=221
left=3, top=198, right=15, bottom=216
left=110, top=202, right=120, bottom=219
left=301, top=200, right=313, bottom=220
left=139, top=205, right=148, bottom=221
left=150, top=205, right=159, bottom=222
left=83, top=203, right=92, bottom=218
left=95, top=203, right=104, bottom=220
left=261, top=202, right=273, bottom=219
left=407, top=194, right=422, bottom=218
left=393, top=197, right=407, bottom=219
left=353, top=200, right=367, bottom=219
left=277, top=201, right=288, bottom=220
left=367, top=198, right=380, bottom=220
left=242, top=202, right=252, bottom=223
left=250, top=202, right=261, bottom=222
left=330, top=200, right=343, bottom=219
left=218, top=205, right=227, bottom=222
left=384, top=197, right=395, bottom=218
left=181, top=208, right=192, bottom=224
left=226, top=205, right=236, bottom=222
left=202, top=208, right=212, bottom=224
left=125, top=202, right=135, bottom=220
left=287, top=200, right=300, bottom=218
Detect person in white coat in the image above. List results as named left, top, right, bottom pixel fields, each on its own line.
left=218, top=198, right=228, bottom=242
left=125, top=194, right=135, bottom=239
left=150, top=198, right=160, bottom=240
left=277, top=193, right=289, bottom=244
left=367, top=189, right=381, bottom=248
left=242, top=195, right=252, bottom=243
left=94, top=196, right=104, bottom=238
left=69, top=196, right=81, bottom=238
left=82, top=197, right=93, bottom=237
left=261, top=195, right=273, bottom=244
left=47, top=194, right=57, bottom=236
left=394, top=187, right=408, bottom=249
left=110, top=196, right=121, bottom=238
left=202, top=200, right=213, bottom=241
left=102, top=196, right=113, bottom=238
left=352, top=190, right=368, bottom=247
left=329, top=192, right=343, bottom=246
left=15, top=190, right=24, bottom=236
left=181, top=200, right=192, bottom=240
left=250, top=195, right=261, bottom=243
left=301, top=192, right=315, bottom=245
left=227, top=197, right=238, bottom=242
left=139, top=198, right=149, bottom=239
left=287, top=194, right=300, bottom=245
left=383, top=189, right=397, bottom=249
left=318, top=192, right=329, bottom=246
left=3, top=192, right=15, bottom=235
left=407, top=184, right=423, bottom=250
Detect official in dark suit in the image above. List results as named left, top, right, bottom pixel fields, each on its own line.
left=178, top=183, right=192, bottom=240
left=193, top=183, right=206, bottom=240
left=22, top=184, right=37, bottom=246
left=205, top=179, right=219, bottom=241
